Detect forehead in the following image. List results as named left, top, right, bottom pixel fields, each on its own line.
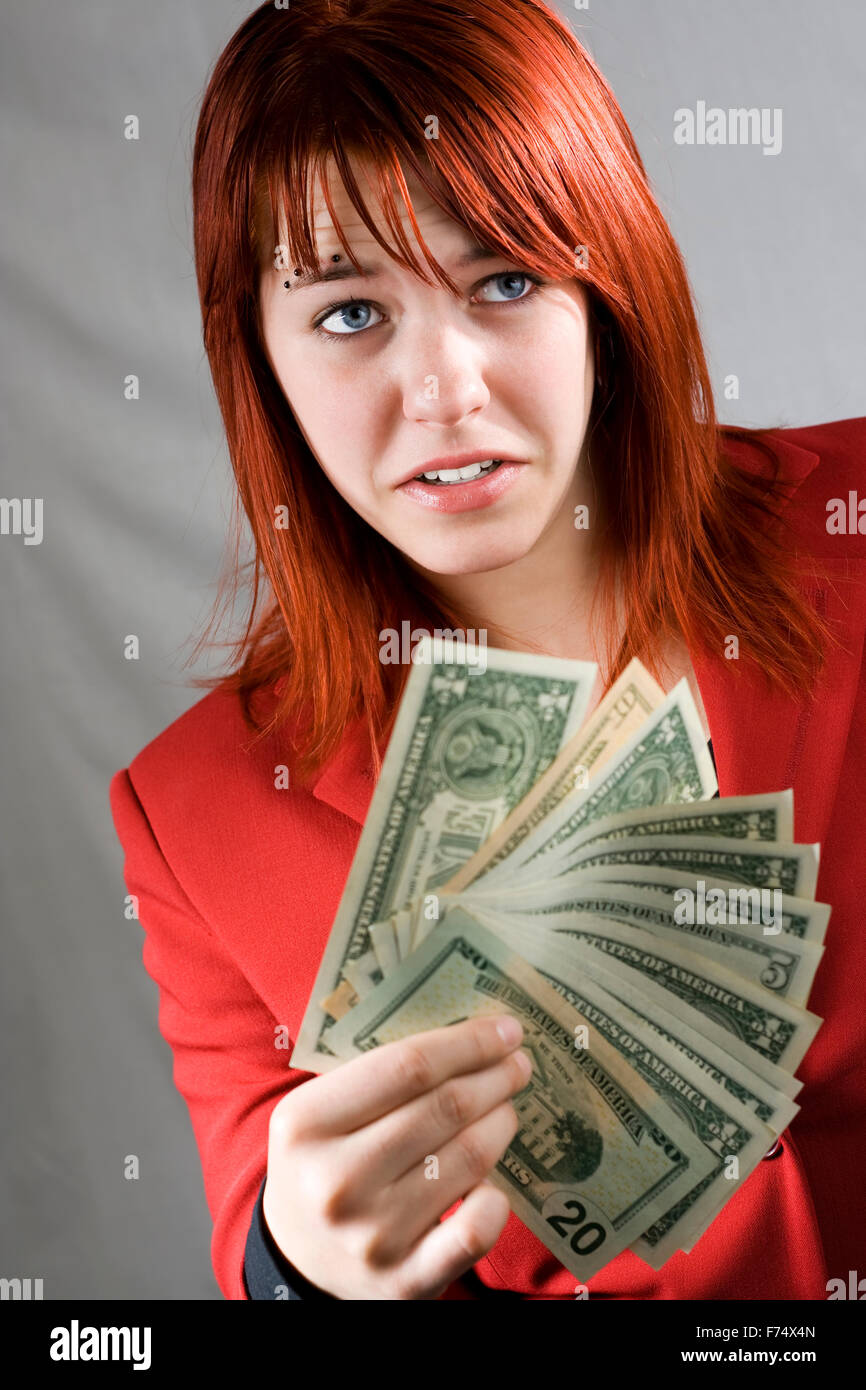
left=256, top=152, right=470, bottom=271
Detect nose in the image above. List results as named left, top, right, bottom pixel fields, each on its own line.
left=401, top=320, right=491, bottom=425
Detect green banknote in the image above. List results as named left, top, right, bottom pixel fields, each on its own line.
left=459, top=880, right=824, bottom=1007
left=550, top=835, right=819, bottom=900
left=472, top=911, right=822, bottom=1072
left=445, top=657, right=666, bottom=893
left=322, top=909, right=717, bottom=1281
left=440, top=908, right=799, bottom=1262
left=493, top=933, right=784, bottom=1265
left=472, top=681, right=717, bottom=895
left=292, top=639, right=598, bottom=1070
left=548, top=867, right=830, bottom=943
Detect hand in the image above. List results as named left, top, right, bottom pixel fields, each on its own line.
left=262, top=1015, right=529, bottom=1299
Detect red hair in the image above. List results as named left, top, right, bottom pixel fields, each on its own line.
left=189, top=0, right=833, bottom=785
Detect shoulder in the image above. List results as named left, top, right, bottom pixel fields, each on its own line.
left=723, top=414, right=866, bottom=557
left=109, top=682, right=348, bottom=891
left=117, top=683, right=285, bottom=791
left=769, top=414, right=866, bottom=488
left=724, top=413, right=866, bottom=482
left=108, top=680, right=369, bottom=981
left=111, top=684, right=279, bottom=820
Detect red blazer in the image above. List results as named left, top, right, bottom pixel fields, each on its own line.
left=110, top=416, right=866, bottom=1301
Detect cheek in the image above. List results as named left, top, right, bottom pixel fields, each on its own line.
left=512, top=306, right=589, bottom=386
left=266, top=343, right=357, bottom=468
left=503, top=322, right=592, bottom=442
left=289, top=389, right=379, bottom=509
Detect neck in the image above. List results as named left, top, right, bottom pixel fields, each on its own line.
left=411, top=472, right=609, bottom=665
left=403, top=492, right=700, bottom=729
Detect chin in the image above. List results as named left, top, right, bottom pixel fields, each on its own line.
left=403, top=534, right=538, bottom=578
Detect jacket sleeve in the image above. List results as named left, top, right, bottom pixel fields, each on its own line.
left=244, top=1176, right=339, bottom=1300
left=109, top=765, right=322, bottom=1300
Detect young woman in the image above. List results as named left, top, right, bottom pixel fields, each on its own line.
left=110, top=0, right=866, bottom=1300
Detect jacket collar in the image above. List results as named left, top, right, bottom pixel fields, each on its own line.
left=311, top=712, right=377, bottom=825
left=312, top=432, right=857, bottom=855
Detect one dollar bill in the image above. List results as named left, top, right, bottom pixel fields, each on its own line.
left=292, top=639, right=598, bottom=1070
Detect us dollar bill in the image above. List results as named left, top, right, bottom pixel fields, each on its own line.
left=466, top=915, right=801, bottom=1262
left=554, top=941, right=802, bottom=1118
left=571, top=791, right=794, bottom=848
left=471, top=911, right=823, bottom=1073
left=551, top=867, right=830, bottom=944
left=365, top=885, right=811, bottom=1112
left=458, top=880, right=824, bottom=1006
left=291, top=638, right=598, bottom=1070
left=541, top=835, right=820, bottom=901
left=493, top=933, right=789, bottom=1266
left=565, top=947, right=802, bottom=1256
left=471, top=681, right=718, bottom=894
left=474, top=789, right=793, bottom=896
left=322, top=908, right=717, bottom=1282
left=444, top=657, right=666, bottom=893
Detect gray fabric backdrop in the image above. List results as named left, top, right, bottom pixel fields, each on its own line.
left=1, top=1, right=863, bottom=1299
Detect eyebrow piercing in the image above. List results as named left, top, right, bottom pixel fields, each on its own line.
left=283, top=253, right=342, bottom=289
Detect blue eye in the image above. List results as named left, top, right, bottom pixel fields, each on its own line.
left=311, top=270, right=544, bottom=340
left=313, top=300, right=385, bottom=337
left=477, top=271, right=538, bottom=303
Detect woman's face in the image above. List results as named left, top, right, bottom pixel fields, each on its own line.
left=257, top=157, right=596, bottom=581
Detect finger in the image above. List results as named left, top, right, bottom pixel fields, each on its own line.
left=367, top=1100, right=520, bottom=1264
left=349, top=1046, right=531, bottom=1189
left=294, top=1014, right=524, bottom=1135
left=394, top=1179, right=512, bottom=1300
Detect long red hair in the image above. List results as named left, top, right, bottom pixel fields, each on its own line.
left=189, top=0, right=833, bottom=785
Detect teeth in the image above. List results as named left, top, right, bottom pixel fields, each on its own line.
left=416, top=459, right=502, bottom=484
left=440, top=465, right=477, bottom=481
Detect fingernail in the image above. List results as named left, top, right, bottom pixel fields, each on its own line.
left=496, top=1016, right=523, bottom=1046
left=513, top=1048, right=532, bottom=1079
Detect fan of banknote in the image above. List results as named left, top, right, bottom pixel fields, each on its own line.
left=292, top=635, right=827, bottom=1280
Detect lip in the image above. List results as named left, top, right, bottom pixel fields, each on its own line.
left=394, top=450, right=526, bottom=489
left=397, top=460, right=526, bottom=513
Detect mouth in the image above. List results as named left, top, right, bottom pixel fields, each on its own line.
left=411, top=458, right=506, bottom=485
left=396, top=459, right=526, bottom=513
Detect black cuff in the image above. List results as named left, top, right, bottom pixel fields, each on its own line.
left=243, top=1176, right=339, bottom=1300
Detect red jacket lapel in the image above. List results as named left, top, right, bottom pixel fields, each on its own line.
left=312, top=715, right=376, bottom=825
